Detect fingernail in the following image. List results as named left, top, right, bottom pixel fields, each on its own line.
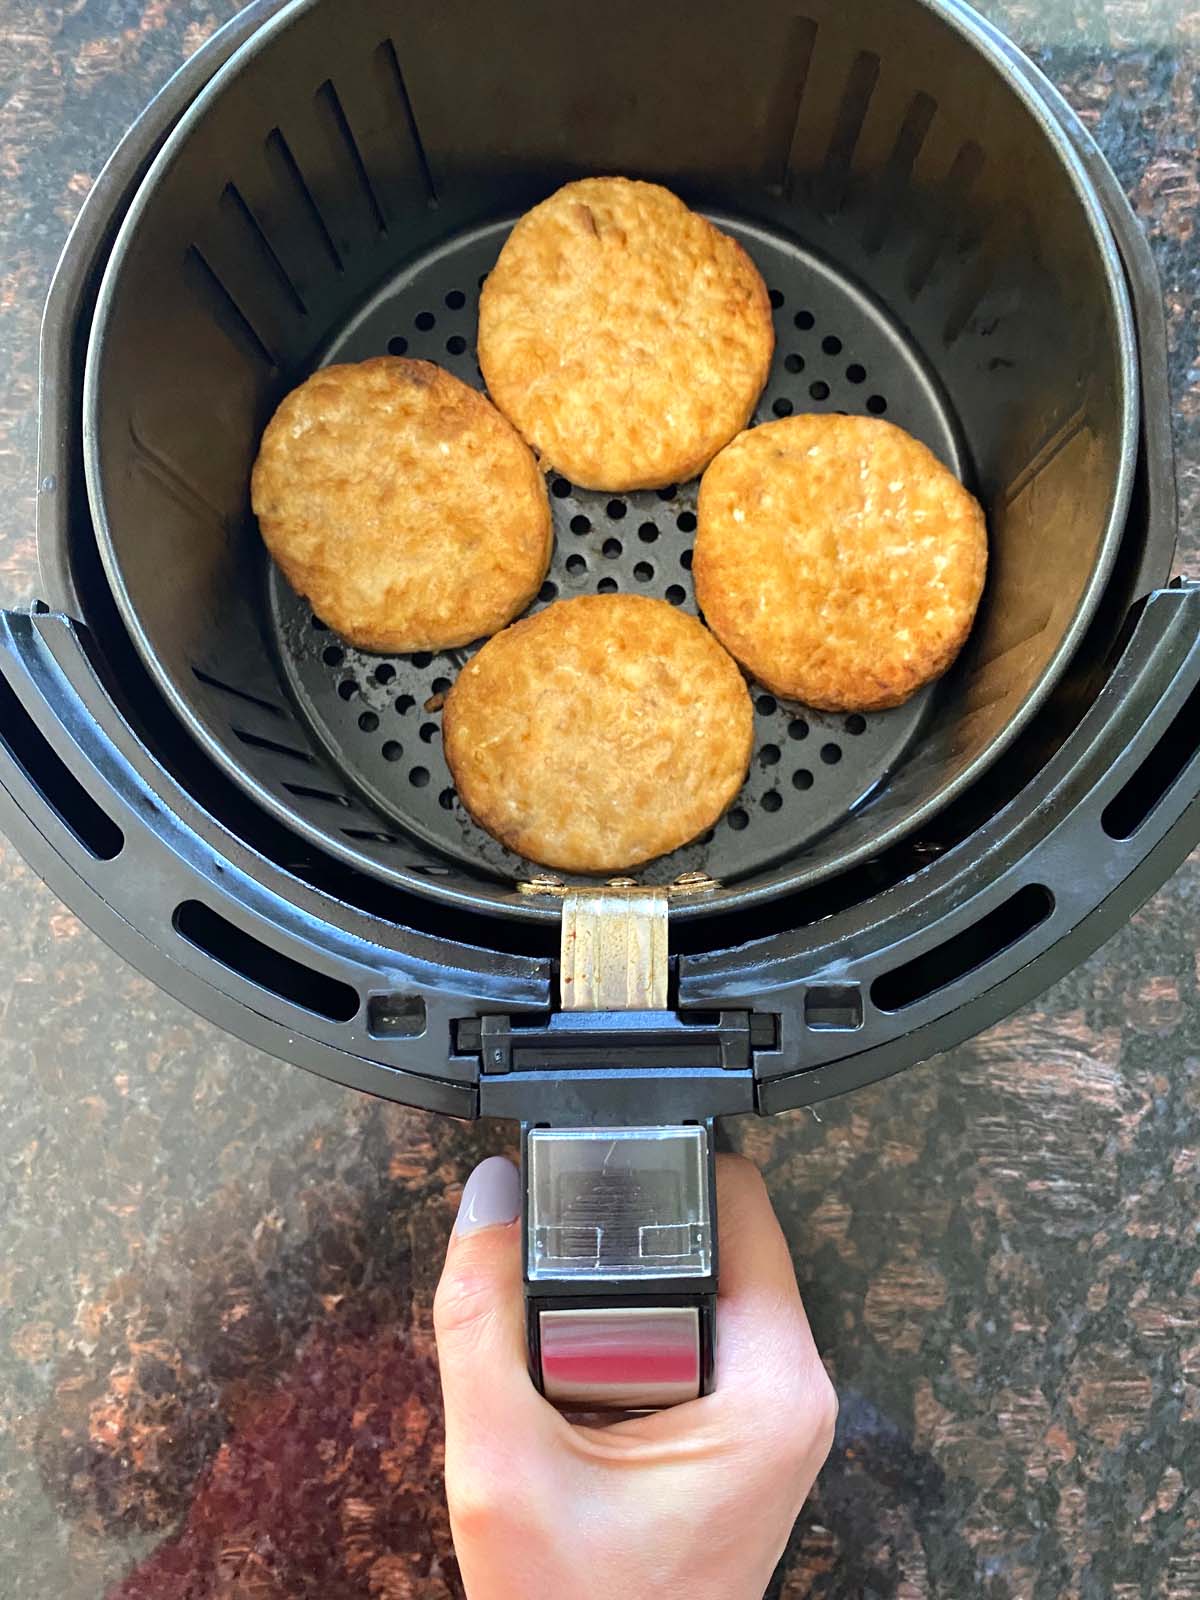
left=455, top=1156, right=521, bottom=1235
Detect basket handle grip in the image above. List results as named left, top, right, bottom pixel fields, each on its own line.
left=523, top=1122, right=718, bottom=1409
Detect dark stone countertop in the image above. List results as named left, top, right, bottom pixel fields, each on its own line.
left=0, top=2, right=1198, bottom=1596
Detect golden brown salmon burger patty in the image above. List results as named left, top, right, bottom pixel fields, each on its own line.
left=443, top=594, right=754, bottom=872
left=251, top=357, right=552, bottom=653
left=694, top=414, right=987, bottom=711
left=477, top=177, right=774, bottom=492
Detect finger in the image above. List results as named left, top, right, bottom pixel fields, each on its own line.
left=585, top=1154, right=833, bottom=1457
left=714, top=1154, right=822, bottom=1394
left=433, top=1157, right=553, bottom=1460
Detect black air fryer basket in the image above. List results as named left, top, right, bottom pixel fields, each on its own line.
left=4, top=0, right=1199, bottom=1406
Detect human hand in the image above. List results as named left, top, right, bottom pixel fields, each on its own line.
left=434, top=1152, right=837, bottom=1600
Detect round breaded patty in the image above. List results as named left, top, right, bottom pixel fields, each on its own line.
left=251, top=357, right=551, bottom=653
left=477, top=178, right=774, bottom=492
left=443, top=596, right=753, bottom=872
left=695, top=416, right=987, bottom=711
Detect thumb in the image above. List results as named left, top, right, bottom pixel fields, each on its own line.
left=434, top=1156, right=549, bottom=1459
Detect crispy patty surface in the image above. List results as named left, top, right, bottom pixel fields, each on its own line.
left=694, top=415, right=987, bottom=711
left=443, top=595, right=754, bottom=872
left=477, top=178, right=774, bottom=492
left=251, top=357, right=552, bottom=652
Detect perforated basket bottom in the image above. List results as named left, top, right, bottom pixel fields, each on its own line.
left=268, top=213, right=967, bottom=887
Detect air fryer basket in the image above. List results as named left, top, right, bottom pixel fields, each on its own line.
left=2, top=0, right=1199, bottom=1125
left=83, top=0, right=1136, bottom=921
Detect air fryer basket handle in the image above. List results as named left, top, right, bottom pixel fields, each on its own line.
left=522, top=1122, right=718, bottom=1410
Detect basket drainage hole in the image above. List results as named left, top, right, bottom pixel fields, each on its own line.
left=395, top=694, right=415, bottom=714
left=409, top=766, right=431, bottom=787
left=310, top=614, right=329, bottom=631
left=820, top=743, right=842, bottom=765
left=571, top=514, right=591, bottom=535
left=809, top=381, right=830, bottom=402
left=656, top=484, right=678, bottom=502
left=446, top=335, right=466, bottom=355
left=867, top=394, right=888, bottom=414
left=759, top=743, right=781, bottom=767
left=414, top=310, right=435, bottom=331
left=382, top=740, right=403, bottom=762
left=728, top=807, right=749, bottom=830
left=411, top=652, right=433, bottom=669
left=761, top=791, right=783, bottom=813
left=677, top=511, right=697, bottom=533
left=419, top=721, right=439, bottom=743
left=552, top=477, right=572, bottom=499
left=638, top=521, right=659, bottom=543
left=444, top=289, right=466, bottom=310
left=788, top=718, right=809, bottom=740
left=756, top=695, right=777, bottom=716
left=768, top=288, right=784, bottom=308
left=358, top=711, right=379, bottom=732
left=432, top=676, right=452, bottom=695
left=388, top=335, right=408, bottom=356
left=680, top=549, right=693, bottom=570
left=374, top=663, right=396, bottom=685
left=794, top=310, right=815, bottom=331
left=607, top=499, right=627, bottom=520
left=597, top=577, right=619, bottom=594
left=602, top=538, right=623, bottom=559
left=540, top=580, right=558, bottom=602
left=665, top=584, right=686, bottom=605
left=634, top=562, right=654, bottom=582
left=784, top=353, right=805, bottom=374
left=338, top=679, right=359, bottom=701
left=793, top=768, right=814, bottom=790
left=845, top=714, right=867, bottom=735
left=322, top=645, right=344, bottom=667
left=772, top=397, right=793, bottom=417
left=846, top=363, right=866, bottom=384
left=822, top=335, right=843, bottom=355
left=438, top=787, right=456, bottom=810
left=566, top=553, right=588, bottom=576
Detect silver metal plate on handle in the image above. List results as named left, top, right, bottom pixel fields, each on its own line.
left=559, top=887, right=669, bottom=1011
left=539, top=1305, right=701, bottom=1410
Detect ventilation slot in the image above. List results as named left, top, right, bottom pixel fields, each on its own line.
left=906, top=139, right=985, bottom=296
left=872, top=885, right=1053, bottom=1012
left=377, top=39, right=439, bottom=205
left=220, top=183, right=307, bottom=316
left=174, top=900, right=358, bottom=1021
left=863, top=90, right=936, bottom=255
left=0, top=667, right=123, bottom=861
left=820, top=51, right=880, bottom=212
left=184, top=246, right=279, bottom=368
left=233, top=728, right=315, bottom=764
left=192, top=667, right=286, bottom=718
left=1102, top=677, right=1200, bottom=840
left=367, top=993, right=427, bottom=1038
left=264, top=126, right=343, bottom=272
left=763, top=15, right=819, bottom=193
left=281, top=781, right=355, bottom=808
left=314, top=79, right=386, bottom=234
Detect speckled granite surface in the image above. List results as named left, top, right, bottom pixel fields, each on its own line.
left=0, top=2, right=1198, bottom=1596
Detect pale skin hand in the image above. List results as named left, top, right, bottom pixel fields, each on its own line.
left=434, top=1153, right=838, bottom=1600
